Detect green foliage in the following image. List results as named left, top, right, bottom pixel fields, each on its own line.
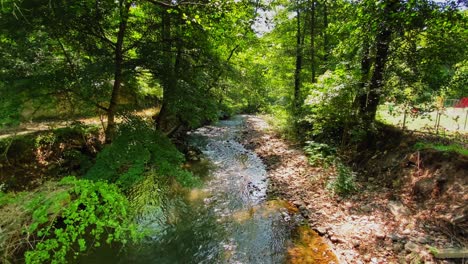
left=34, top=133, right=57, bottom=148
left=62, top=149, right=94, bottom=175
left=302, top=69, right=359, bottom=143
left=0, top=177, right=138, bottom=264
left=264, top=107, right=297, bottom=140
left=0, top=91, right=21, bottom=128
left=427, top=246, right=439, bottom=256
left=327, top=163, right=357, bottom=197
left=414, top=142, right=468, bottom=156
left=86, top=117, right=200, bottom=189
left=444, top=60, right=468, bottom=98
left=304, top=141, right=337, bottom=167
left=304, top=141, right=356, bottom=196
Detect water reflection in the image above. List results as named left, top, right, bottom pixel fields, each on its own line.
left=80, top=116, right=314, bottom=264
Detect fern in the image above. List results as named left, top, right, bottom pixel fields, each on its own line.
left=85, top=117, right=200, bottom=189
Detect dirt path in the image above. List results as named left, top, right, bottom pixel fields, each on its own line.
left=0, top=108, right=157, bottom=140
left=240, top=115, right=463, bottom=264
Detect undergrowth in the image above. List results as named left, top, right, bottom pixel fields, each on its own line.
left=85, top=117, right=200, bottom=189
left=326, top=163, right=357, bottom=196
left=304, top=141, right=337, bottom=168
left=0, top=177, right=138, bottom=264
left=1, top=117, right=201, bottom=263
left=304, top=141, right=356, bottom=197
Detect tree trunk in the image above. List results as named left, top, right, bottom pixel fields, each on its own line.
left=354, top=41, right=371, bottom=113
left=310, top=0, right=316, bottom=83
left=155, top=10, right=174, bottom=132
left=360, top=0, right=399, bottom=124
left=323, top=0, right=329, bottom=63
left=360, top=30, right=391, bottom=123
left=293, top=9, right=303, bottom=115
left=105, top=1, right=131, bottom=143
left=155, top=11, right=185, bottom=135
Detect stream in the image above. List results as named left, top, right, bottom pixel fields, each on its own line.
left=80, top=116, right=312, bottom=264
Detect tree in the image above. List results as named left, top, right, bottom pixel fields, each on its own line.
left=0, top=0, right=259, bottom=141
left=359, top=0, right=400, bottom=124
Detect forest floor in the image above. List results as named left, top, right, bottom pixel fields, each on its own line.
left=240, top=115, right=467, bottom=264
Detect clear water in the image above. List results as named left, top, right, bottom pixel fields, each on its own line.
left=79, top=116, right=300, bottom=264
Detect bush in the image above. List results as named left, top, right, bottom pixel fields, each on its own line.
left=304, top=141, right=357, bottom=196
left=85, top=117, right=200, bottom=189
left=0, top=177, right=138, bottom=264
left=302, top=68, right=360, bottom=143
left=304, top=141, right=337, bottom=167
left=327, top=163, right=357, bottom=196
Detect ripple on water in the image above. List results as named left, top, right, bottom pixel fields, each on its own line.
left=79, top=116, right=337, bottom=264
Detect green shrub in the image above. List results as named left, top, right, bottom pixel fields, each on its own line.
left=34, top=132, right=57, bottom=148
left=327, top=163, right=357, bottom=196
left=304, top=141, right=356, bottom=197
left=0, top=177, right=138, bottom=264
left=302, top=68, right=360, bottom=143
left=85, top=117, right=200, bottom=189
left=304, top=141, right=337, bottom=167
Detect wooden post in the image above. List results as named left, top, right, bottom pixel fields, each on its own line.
left=402, top=109, right=407, bottom=130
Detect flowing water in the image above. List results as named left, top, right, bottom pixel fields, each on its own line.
left=80, top=116, right=321, bottom=264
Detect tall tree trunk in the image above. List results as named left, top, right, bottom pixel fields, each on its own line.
left=105, top=0, right=131, bottom=143
left=360, top=0, right=398, bottom=124
left=293, top=9, right=303, bottom=115
left=323, top=0, right=329, bottom=63
left=155, top=10, right=174, bottom=132
left=155, top=12, right=185, bottom=135
left=354, top=41, right=371, bottom=112
left=310, top=0, right=316, bottom=83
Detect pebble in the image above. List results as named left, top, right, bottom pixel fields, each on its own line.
left=415, top=236, right=431, bottom=244
left=393, top=243, right=403, bottom=251
left=330, top=236, right=345, bottom=243
left=352, top=239, right=361, bottom=248
left=315, top=227, right=327, bottom=235
left=360, top=205, right=373, bottom=213
left=390, top=233, right=405, bottom=242
left=404, top=241, right=419, bottom=253
left=375, top=231, right=386, bottom=239
left=363, top=255, right=371, bottom=262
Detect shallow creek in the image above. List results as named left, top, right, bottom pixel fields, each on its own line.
left=80, top=116, right=336, bottom=264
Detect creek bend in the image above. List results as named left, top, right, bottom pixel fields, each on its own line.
left=80, top=116, right=334, bottom=264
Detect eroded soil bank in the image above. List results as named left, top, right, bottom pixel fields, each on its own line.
left=240, top=115, right=467, bottom=264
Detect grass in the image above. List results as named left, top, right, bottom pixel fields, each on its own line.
left=414, top=142, right=468, bottom=156
left=377, top=106, right=468, bottom=133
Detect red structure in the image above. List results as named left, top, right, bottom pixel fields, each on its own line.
left=455, top=97, right=468, bottom=108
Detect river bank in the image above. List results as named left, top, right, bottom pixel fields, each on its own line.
left=240, top=115, right=467, bottom=264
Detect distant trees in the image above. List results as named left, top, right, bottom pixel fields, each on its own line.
left=251, top=0, right=467, bottom=142
left=1, top=0, right=466, bottom=143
